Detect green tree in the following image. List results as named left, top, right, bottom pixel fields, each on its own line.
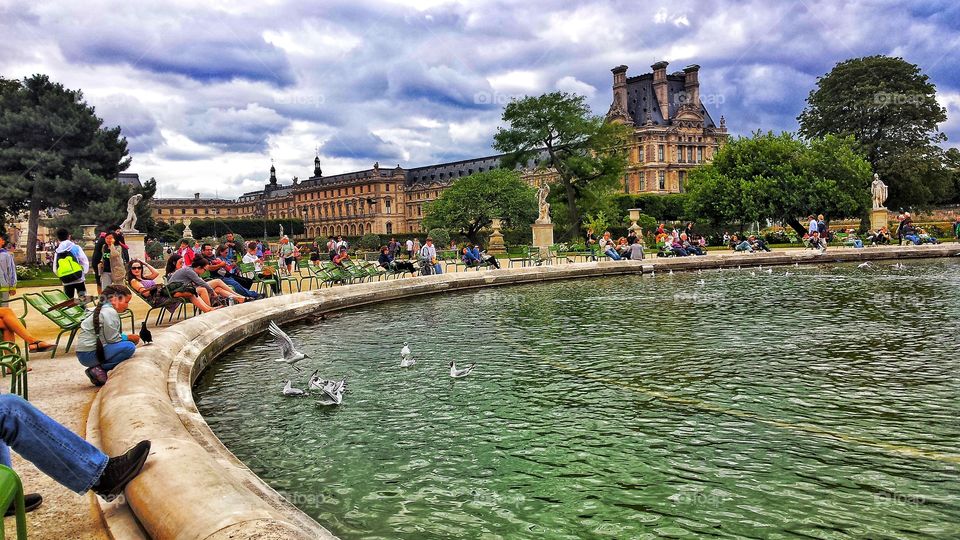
left=493, top=92, right=631, bottom=239
left=685, top=132, right=872, bottom=235
left=422, top=169, right=536, bottom=244
left=0, top=74, right=130, bottom=262
left=797, top=56, right=950, bottom=208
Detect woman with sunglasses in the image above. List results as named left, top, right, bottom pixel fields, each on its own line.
left=127, top=259, right=216, bottom=313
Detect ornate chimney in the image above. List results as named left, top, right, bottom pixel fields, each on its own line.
left=683, top=64, right=701, bottom=109
left=606, top=65, right=633, bottom=124
left=651, top=61, right=669, bottom=121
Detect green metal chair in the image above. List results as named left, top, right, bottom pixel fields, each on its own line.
left=22, top=293, right=82, bottom=358
left=128, top=281, right=190, bottom=326
left=265, top=263, right=299, bottom=294
left=41, top=289, right=136, bottom=333
left=0, top=465, right=28, bottom=540
left=0, top=342, right=28, bottom=400
left=237, top=262, right=279, bottom=297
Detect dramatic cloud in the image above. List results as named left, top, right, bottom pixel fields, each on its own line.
left=0, top=0, right=957, bottom=198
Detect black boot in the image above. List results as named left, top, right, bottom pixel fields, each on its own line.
left=93, top=440, right=151, bottom=502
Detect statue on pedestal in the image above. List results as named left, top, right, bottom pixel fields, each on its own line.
left=279, top=224, right=284, bottom=238
left=182, top=219, right=193, bottom=239
left=120, top=194, right=143, bottom=232
left=871, top=173, right=888, bottom=209
left=535, top=180, right=551, bottom=224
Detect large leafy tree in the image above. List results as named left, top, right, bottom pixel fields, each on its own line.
left=797, top=56, right=950, bottom=208
left=686, top=132, right=871, bottom=235
left=422, top=169, right=536, bottom=244
left=493, top=92, right=631, bottom=239
left=0, top=74, right=130, bottom=262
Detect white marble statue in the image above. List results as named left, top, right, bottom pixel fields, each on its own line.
left=871, top=173, right=888, bottom=209
left=183, top=219, right=193, bottom=238
left=536, top=180, right=551, bottom=224
left=279, top=223, right=284, bottom=237
left=120, top=194, right=143, bottom=232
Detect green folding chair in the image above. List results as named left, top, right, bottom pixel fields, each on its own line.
left=0, top=465, right=28, bottom=539
left=22, top=293, right=82, bottom=358
left=0, top=342, right=28, bottom=400
left=41, top=289, right=135, bottom=333
left=237, top=262, right=278, bottom=297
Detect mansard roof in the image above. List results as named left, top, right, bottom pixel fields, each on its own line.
left=625, top=73, right=718, bottom=128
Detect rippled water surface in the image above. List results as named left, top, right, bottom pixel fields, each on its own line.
left=196, top=259, right=960, bottom=539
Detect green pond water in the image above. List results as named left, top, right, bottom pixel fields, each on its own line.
left=195, top=259, right=960, bottom=539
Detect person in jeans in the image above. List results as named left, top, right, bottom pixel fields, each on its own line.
left=201, top=245, right=258, bottom=300
left=0, top=233, right=16, bottom=305
left=53, top=228, right=90, bottom=299
left=470, top=244, right=500, bottom=269
left=419, top=237, right=440, bottom=275
left=76, top=285, right=141, bottom=385
left=169, top=257, right=247, bottom=307
left=598, top=232, right=621, bottom=260
left=0, top=394, right=151, bottom=514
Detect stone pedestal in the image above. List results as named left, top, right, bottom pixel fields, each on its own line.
left=532, top=222, right=554, bottom=257
left=124, top=232, right=146, bottom=262
left=82, top=224, right=98, bottom=250
left=870, top=207, right=889, bottom=232
left=627, top=208, right=643, bottom=237
left=487, top=218, right=506, bottom=255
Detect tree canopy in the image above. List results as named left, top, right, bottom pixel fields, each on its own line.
left=685, top=132, right=872, bottom=235
left=797, top=56, right=951, bottom=208
left=422, top=169, right=536, bottom=244
left=0, top=74, right=130, bottom=262
left=493, top=92, right=631, bottom=239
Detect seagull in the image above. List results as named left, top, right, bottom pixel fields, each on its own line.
left=268, top=321, right=309, bottom=371
left=400, top=355, right=416, bottom=368
left=785, top=271, right=792, bottom=277
left=858, top=262, right=871, bottom=269
left=317, top=379, right=346, bottom=405
left=750, top=271, right=756, bottom=277
left=669, top=269, right=674, bottom=275
left=765, top=268, right=773, bottom=274
left=892, top=262, right=906, bottom=270
left=282, top=380, right=305, bottom=396
left=400, top=342, right=411, bottom=358
left=449, top=361, right=475, bottom=378
left=307, top=369, right=324, bottom=391
left=139, top=321, right=153, bottom=345
left=697, top=279, right=705, bottom=286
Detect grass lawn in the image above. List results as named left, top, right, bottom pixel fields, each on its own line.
left=15, top=268, right=98, bottom=289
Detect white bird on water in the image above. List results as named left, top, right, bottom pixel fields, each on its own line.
left=268, top=321, right=309, bottom=371
left=697, top=279, right=705, bottom=286
left=765, top=268, right=773, bottom=274
left=400, top=342, right=415, bottom=367
left=892, top=262, right=906, bottom=270
left=449, top=361, right=476, bottom=378
left=317, top=379, right=346, bottom=406
left=282, top=380, right=305, bottom=396
left=858, top=262, right=871, bottom=269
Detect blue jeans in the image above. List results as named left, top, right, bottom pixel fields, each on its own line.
left=604, top=248, right=622, bottom=260
left=222, top=276, right=258, bottom=299
left=77, top=340, right=136, bottom=371
left=904, top=235, right=920, bottom=245
left=0, top=395, right=108, bottom=493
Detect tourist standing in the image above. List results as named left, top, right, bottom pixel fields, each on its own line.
left=98, top=233, right=128, bottom=289
left=405, top=238, right=414, bottom=259
left=419, top=237, right=438, bottom=275
left=278, top=236, right=296, bottom=274
left=953, top=216, right=960, bottom=242
left=53, top=228, right=90, bottom=299
left=0, top=233, right=16, bottom=305
left=412, top=238, right=422, bottom=259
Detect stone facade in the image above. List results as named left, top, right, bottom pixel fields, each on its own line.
left=153, top=60, right=727, bottom=237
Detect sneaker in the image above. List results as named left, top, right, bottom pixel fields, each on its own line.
left=93, top=440, right=151, bottom=502
left=85, top=366, right=108, bottom=386
left=4, top=493, right=42, bottom=516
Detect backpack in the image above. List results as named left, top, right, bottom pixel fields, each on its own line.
left=55, top=249, right=83, bottom=284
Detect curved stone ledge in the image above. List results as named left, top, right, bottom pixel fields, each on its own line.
left=90, top=244, right=958, bottom=539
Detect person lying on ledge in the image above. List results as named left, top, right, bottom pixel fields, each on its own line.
left=748, top=235, right=772, bottom=252
left=0, top=394, right=151, bottom=516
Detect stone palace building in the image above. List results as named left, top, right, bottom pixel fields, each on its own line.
left=152, top=61, right=727, bottom=238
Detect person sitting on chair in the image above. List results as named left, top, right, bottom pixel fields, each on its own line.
left=867, top=227, right=891, bottom=245
left=0, top=308, right=54, bottom=353
left=126, top=260, right=187, bottom=315
left=0, top=394, right=151, bottom=515
left=470, top=244, right=500, bottom=269
left=333, top=246, right=351, bottom=267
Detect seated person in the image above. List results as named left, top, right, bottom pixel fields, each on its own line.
left=0, top=307, right=54, bottom=352
left=748, top=235, right=772, bottom=252
left=332, top=246, right=350, bottom=267
left=867, top=227, right=891, bottom=245
left=169, top=257, right=247, bottom=307
left=242, top=242, right=281, bottom=294
left=669, top=238, right=690, bottom=256
left=202, top=245, right=258, bottom=300
left=808, top=231, right=827, bottom=252
left=598, top=232, right=622, bottom=260
left=470, top=245, right=500, bottom=269
left=627, top=241, right=644, bottom=260
left=0, top=395, right=152, bottom=514
left=126, top=260, right=189, bottom=314
left=731, top=235, right=753, bottom=252
left=615, top=237, right=631, bottom=258
left=379, top=246, right=415, bottom=273
left=845, top=234, right=864, bottom=248
left=76, top=285, right=141, bottom=385
left=461, top=246, right=482, bottom=267
left=900, top=222, right=921, bottom=245
left=916, top=227, right=940, bottom=244
left=680, top=233, right=704, bottom=255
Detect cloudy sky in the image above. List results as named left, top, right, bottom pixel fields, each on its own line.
left=2, top=0, right=958, bottom=198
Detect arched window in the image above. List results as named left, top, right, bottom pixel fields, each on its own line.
left=350, top=224, right=357, bottom=236
left=336, top=225, right=342, bottom=235
left=385, top=198, right=392, bottom=212
left=386, top=222, right=393, bottom=234
left=366, top=222, right=372, bottom=233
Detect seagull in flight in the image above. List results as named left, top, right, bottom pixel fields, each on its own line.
left=449, top=361, right=476, bottom=378
left=268, top=321, right=309, bottom=371
left=282, top=380, right=305, bottom=396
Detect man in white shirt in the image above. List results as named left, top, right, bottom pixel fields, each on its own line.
left=418, top=237, right=440, bottom=275
left=405, top=239, right=414, bottom=259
